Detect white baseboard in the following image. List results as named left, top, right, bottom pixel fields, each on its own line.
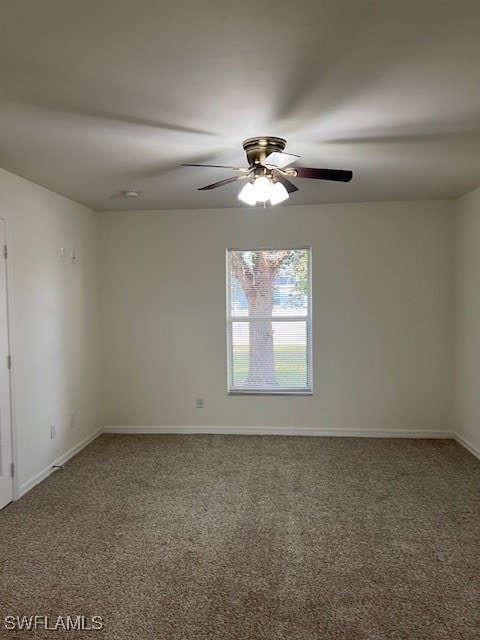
left=18, top=427, right=103, bottom=498
left=102, top=425, right=454, bottom=439
left=454, top=433, right=480, bottom=461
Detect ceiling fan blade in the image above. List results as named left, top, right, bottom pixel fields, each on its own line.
left=294, top=167, right=353, bottom=182
left=198, top=176, right=242, bottom=190
left=263, top=151, right=301, bottom=169
left=274, top=175, right=299, bottom=193
left=183, top=163, right=246, bottom=171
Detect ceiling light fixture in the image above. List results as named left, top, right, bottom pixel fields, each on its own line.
left=252, top=176, right=271, bottom=203
left=237, top=181, right=257, bottom=206
left=269, top=181, right=289, bottom=205
left=238, top=176, right=290, bottom=207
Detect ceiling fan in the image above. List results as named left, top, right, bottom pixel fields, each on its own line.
left=182, top=136, right=352, bottom=206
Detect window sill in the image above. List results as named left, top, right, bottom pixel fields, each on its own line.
left=228, top=390, right=313, bottom=396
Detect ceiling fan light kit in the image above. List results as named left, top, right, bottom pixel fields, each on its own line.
left=182, top=136, right=353, bottom=207
left=238, top=177, right=289, bottom=206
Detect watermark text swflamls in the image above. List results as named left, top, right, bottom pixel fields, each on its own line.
left=4, top=615, right=104, bottom=631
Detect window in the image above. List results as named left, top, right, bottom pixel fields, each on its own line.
left=227, top=248, right=312, bottom=394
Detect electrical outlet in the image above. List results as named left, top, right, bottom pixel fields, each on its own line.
left=70, top=411, right=76, bottom=429
left=195, top=397, right=205, bottom=409
left=50, top=424, right=56, bottom=439
left=60, top=248, right=66, bottom=261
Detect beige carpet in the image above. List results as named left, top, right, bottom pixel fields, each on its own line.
left=0, top=434, right=479, bottom=639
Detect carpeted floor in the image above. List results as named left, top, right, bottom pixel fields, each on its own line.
left=0, top=435, right=479, bottom=639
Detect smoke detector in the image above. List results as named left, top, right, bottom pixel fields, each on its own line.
left=122, top=190, right=140, bottom=198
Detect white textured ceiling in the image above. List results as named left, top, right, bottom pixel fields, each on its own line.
left=0, top=0, right=480, bottom=210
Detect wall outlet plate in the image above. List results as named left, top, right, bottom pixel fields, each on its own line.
left=70, top=411, right=76, bottom=428
left=195, top=397, right=205, bottom=409
left=50, top=424, right=56, bottom=439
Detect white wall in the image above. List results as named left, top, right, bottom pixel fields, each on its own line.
left=100, top=201, right=455, bottom=433
left=2, top=161, right=477, bottom=495
left=0, top=168, right=101, bottom=489
left=454, top=185, right=480, bottom=456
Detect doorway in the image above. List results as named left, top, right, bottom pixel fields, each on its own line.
left=0, top=218, right=13, bottom=509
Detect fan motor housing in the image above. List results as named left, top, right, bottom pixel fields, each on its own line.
left=242, top=136, right=286, bottom=166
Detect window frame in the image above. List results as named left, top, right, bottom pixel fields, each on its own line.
left=226, top=246, right=313, bottom=396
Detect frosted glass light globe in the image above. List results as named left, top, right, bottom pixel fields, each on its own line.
left=252, top=176, right=271, bottom=203
left=269, top=181, right=289, bottom=205
left=238, top=182, right=256, bottom=205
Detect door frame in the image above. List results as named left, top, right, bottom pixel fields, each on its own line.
left=0, top=213, right=18, bottom=502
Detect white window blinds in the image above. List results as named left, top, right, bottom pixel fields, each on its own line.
left=227, top=248, right=312, bottom=394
